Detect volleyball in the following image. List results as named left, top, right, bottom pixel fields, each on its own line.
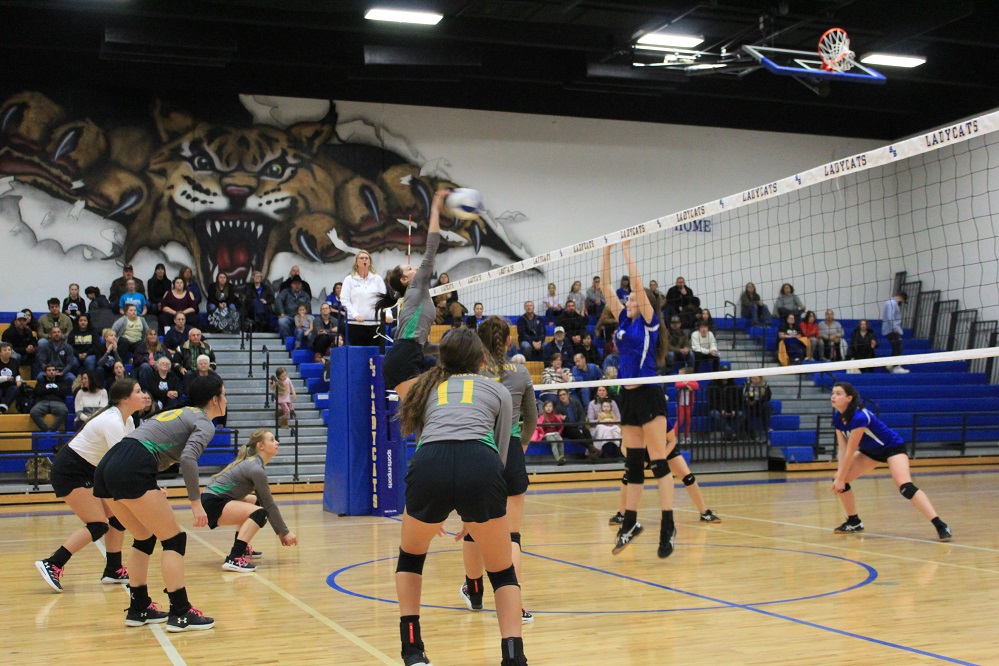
left=445, top=188, right=484, bottom=220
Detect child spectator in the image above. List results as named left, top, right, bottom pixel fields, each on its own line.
left=293, top=304, right=314, bottom=350
left=269, top=367, right=296, bottom=428
left=799, top=311, right=821, bottom=361
left=532, top=400, right=565, bottom=465
left=674, top=367, right=699, bottom=444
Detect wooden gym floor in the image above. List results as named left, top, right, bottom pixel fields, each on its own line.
left=2, top=466, right=997, bottom=665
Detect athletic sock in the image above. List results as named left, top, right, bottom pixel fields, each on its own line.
left=105, top=550, right=123, bottom=572
left=167, top=587, right=191, bottom=616
left=230, top=538, right=249, bottom=560
left=502, top=637, right=525, bottom=659
left=465, top=576, right=483, bottom=597
left=847, top=514, right=861, bottom=525
left=399, top=615, right=422, bottom=650
left=129, top=584, right=150, bottom=611
left=622, top=510, right=638, bottom=531
left=48, top=546, right=72, bottom=569
left=931, top=516, right=946, bottom=528
left=661, top=509, right=675, bottom=533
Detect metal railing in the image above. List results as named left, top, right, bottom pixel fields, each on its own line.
left=261, top=346, right=271, bottom=408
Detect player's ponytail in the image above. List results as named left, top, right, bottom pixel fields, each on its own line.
left=477, top=315, right=510, bottom=381
left=211, top=429, right=269, bottom=480
left=645, top=287, right=669, bottom=368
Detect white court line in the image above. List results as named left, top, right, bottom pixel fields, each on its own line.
left=150, top=624, right=188, bottom=666
left=185, top=530, right=396, bottom=665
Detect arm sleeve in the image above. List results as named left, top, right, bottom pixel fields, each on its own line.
left=494, top=385, right=513, bottom=466
left=180, top=416, right=217, bottom=501
left=251, top=466, right=290, bottom=535
left=417, top=232, right=440, bottom=278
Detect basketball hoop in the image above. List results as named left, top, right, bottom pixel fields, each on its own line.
left=818, top=27, right=855, bottom=72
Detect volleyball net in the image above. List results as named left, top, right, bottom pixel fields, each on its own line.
left=430, top=108, right=999, bottom=392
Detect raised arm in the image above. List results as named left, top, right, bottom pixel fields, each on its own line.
left=621, top=241, right=653, bottom=323
left=600, top=246, right=623, bottom=318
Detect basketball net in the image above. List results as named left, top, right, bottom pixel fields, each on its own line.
left=818, top=27, right=856, bottom=72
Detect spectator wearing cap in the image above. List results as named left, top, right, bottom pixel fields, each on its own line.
left=108, top=263, right=145, bottom=307
left=278, top=264, right=313, bottom=299
left=277, top=275, right=312, bottom=339
left=542, top=325, right=574, bottom=368
left=666, top=315, right=693, bottom=371
left=62, top=283, right=87, bottom=323
left=666, top=276, right=700, bottom=328
left=556, top=299, right=588, bottom=348
left=1, top=312, right=37, bottom=366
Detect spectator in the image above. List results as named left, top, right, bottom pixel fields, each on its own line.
left=144, top=357, right=183, bottom=411
left=778, top=313, right=807, bottom=365
left=34, top=325, right=77, bottom=384
left=206, top=271, right=239, bottom=316
left=799, top=311, right=821, bottom=361
left=694, top=308, right=716, bottom=332
left=163, top=312, right=190, bottom=355
left=83, top=286, right=115, bottom=333
left=146, top=263, right=171, bottom=317
left=341, top=250, right=389, bottom=346
left=108, top=264, right=145, bottom=306
left=647, top=280, right=666, bottom=312
left=158, top=277, right=198, bottom=331
left=708, top=377, right=742, bottom=439
left=117, top=278, right=147, bottom=316
left=554, top=388, right=599, bottom=461
left=819, top=309, right=846, bottom=361
left=2, top=312, right=38, bottom=367
left=184, top=353, right=218, bottom=394
left=68, top=314, right=98, bottom=374
left=325, top=281, right=346, bottom=319
left=132, top=390, right=159, bottom=425
left=0, top=342, right=22, bottom=413
left=278, top=265, right=313, bottom=298
left=577, top=332, right=602, bottom=366
left=62, top=283, right=87, bottom=323
left=178, top=265, right=203, bottom=310
left=541, top=353, right=572, bottom=387
left=175, top=328, right=216, bottom=380
left=743, top=375, right=772, bottom=441
left=465, top=302, right=486, bottom=329
left=72, top=370, right=107, bottom=431
left=556, top=299, right=587, bottom=348
left=434, top=272, right=459, bottom=307
left=674, top=367, right=698, bottom=444
left=882, top=291, right=909, bottom=373
left=30, top=364, right=70, bottom=432
left=95, top=329, right=123, bottom=386
left=690, top=322, right=720, bottom=373
left=516, top=301, right=546, bottom=361
left=242, top=270, right=276, bottom=332
left=270, top=366, right=297, bottom=428
left=615, top=275, right=631, bottom=305
left=542, top=326, right=574, bottom=368
left=310, top=302, right=340, bottom=361
left=20, top=308, right=39, bottom=334
left=110, top=304, right=148, bottom=359
left=587, top=386, right=621, bottom=457
left=774, top=283, right=805, bottom=320
left=510, top=353, right=526, bottom=365
left=595, top=304, right=617, bottom=350
left=131, top=326, right=169, bottom=385
left=565, top=280, right=586, bottom=315
left=849, top=318, right=878, bottom=372
left=571, top=352, right=603, bottom=407
left=603, top=365, right=620, bottom=399
left=739, top=282, right=772, bottom=327
left=542, top=282, right=563, bottom=323
left=666, top=276, right=699, bottom=327
left=666, top=315, right=693, bottom=371
left=37, top=297, right=74, bottom=350
left=584, top=276, right=605, bottom=320
left=293, top=303, right=314, bottom=350
left=277, top=276, right=312, bottom=340
left=533, top=400, right=565, bottom=465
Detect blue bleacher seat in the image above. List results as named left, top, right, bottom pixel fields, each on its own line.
left=306, top=377, right=329, bottom=393
left=299, top=362, right=324, bottom=379
left=291, top=349, right=312, bottom=365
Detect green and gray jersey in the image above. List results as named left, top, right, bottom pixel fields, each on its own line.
left=481, top=363, right=537, bottom=447
left=204, top=457, right=289, bottom=535
left=396, top=231, right=440, bottom=344
left=132, top=407, right=217, bottom=500
left=418, top=373, right=512, bottom=464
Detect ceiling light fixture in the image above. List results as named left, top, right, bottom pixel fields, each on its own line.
left=365, top=8, right=443, bottom=25
left=859, top=53, right=926, bottom=68
left=636, top=33, right=704, bottom=49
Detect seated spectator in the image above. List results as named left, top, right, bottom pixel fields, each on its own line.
left=848, top=318, right=878, bottom=372
left=0, top=342, right=22, bottom=413
left=565, top=280, right=586, bottom=315
left=293, top=303, right=314, bottom=350
left=647, top=280, right=667, bottom=312
left=184, top=353, right=219, bottom=394
left=774, top=283, right=806, bottom=320
left=666, top=315, right=693, bottom=371
left=516, top=300, right=546, bottom=361
left=311, top=302, right=341, bottom=361
left=440, top=318, right=464, bottom=342
left=34, top=325, right=77, bottom=384
left=20, top=308, right=39, bottom=334
left=144, top=357, right=183, bottom=411
left=465, top=302, right=486, bottom=329
left=590, top=400, right=622, bottom=457
left=178, top=266, right=203, bottom=311
left=694, top=308, right=716, bottom=332
left=595, top=305, right=617, bottom=349
left=132, top=390, right=160, bottom=425
left=242, top=270, right=276, bottom=332
left=278, top=265, right=313, bottom=298
left=570, top=352, right=603, bottom=406
left=434, top=272, right=459, bottom=305
left=325, top=281, right=347, bottom=319
left=117, top=278, right=147, bottom=316
left=158, top=277, right=198, bottom=331
left=603, top=366, right=620, bottom=400
left=778, top=313, right=808, bottom=365
left=510, top=354, right=526, bottom=365
left=106, top=360, right=127, bottom=390
left=743, top=375, right=772, bottom=441
left=108, top=263, right=145, bottom=306
left=32, top=364, right=71, bottom=431
left=277, top=276, right=312, bottom=339
left=62, top=283, right=87, bottom=324
left=554, top=388, right=598, bottom=460
left=146, top=263, right=171, bottom=317
left=37, top=297, right=74, bottom=354
left=163, top=312, right=189, bottom=355
left=542, top=282, right=563, bottom=323
left=556, top=299, right=587, bottom=348
left=542, top=326, right=574, bottom=368
left=666, top=276, right=699, bottom=327
left=577, top=332, right=602, bottom=366
left=131, top=326, right=169, bottom=385
left=444, top=300, right=467, bottom=327
left=83, top=286, right=116, bottom=333
left=739, top=282, right=772, bottom=327
left=615, top=275, right=631, bottom=306
left=175, top=328, right=216, bottom=381
left=690, top=322, right=720, bottom=373
left=532, top=400, right=565, bottom=465
left=2, top=312, right=38, bottom=367
left=708, top=376, right=742, bottom=439
left=111, top=304, right=148, bottom=359
left=541, top=353, right=572, bottom=387
left=799, top=311, right=821, bottom=361
left=584, top=276, right=605, bottom=320
left=95, top=329, right=124, bottom=386
left=206, top=272, right=240, bottom=315
left=819, top=309, right=846, bottom=361
left=72, top=370, right=107, bottom=431
left=69, top=314, right=98, bottom=374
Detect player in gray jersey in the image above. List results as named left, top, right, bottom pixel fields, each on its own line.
left=93, top=374, right=226, bottom=633
left=394, top=327, right=527, bottom=666
left=201, top=429, right=298, bottom=572
left=375, top=187, right=449, bottom=401
left=459, top=316, right=538, bottom=623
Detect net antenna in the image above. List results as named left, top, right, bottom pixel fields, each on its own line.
left=818, top=27, right=855, bottom=72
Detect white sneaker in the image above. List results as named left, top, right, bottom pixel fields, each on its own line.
left=892, top=366, right=910, bottom=374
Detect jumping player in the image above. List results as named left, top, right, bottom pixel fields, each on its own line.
left=394, top=328, right=526, bottom=666
left=35, top=379, right=146, bottom=592
left=830, top=382, right=952, bottom=541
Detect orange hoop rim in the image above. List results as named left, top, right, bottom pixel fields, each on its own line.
left=818, top=27, right=854, bottom=72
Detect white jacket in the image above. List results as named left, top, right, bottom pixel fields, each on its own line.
left=690, top=329, right=718, bottom=354
left=341, top=272, right=387, bottom=327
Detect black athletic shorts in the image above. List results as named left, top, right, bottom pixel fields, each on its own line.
left=404, top=440, right=507, bottom=524
left=503, top=436, right=529, bottom=497
left=383, top=338, right=431, bottom=390
left=50, top=446, right=96, bottom=498
left=860, top=444, right=908, bottom=463
left=201, top=492, right=231, bottom=529
left=618, top=384, right=669, bottom=427
left=93, top=438, right=160, bottom=501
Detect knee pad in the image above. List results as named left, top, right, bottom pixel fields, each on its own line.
left=648, top=459, right=671, bottom=479
left=486, top=564, right=520, bottom=592
left=621, top=471, right=628, bottom=486
left=510, top=532, right=521, bottom=546
left=666, top=446, right=682, bottom=461
left=161, top=531, right=187, bottom=556
left=108, top=516, right=126, bottom=532
left=681, top=473, right=695, bottom=487
left=132, top=535, right=157, bottom=555
left=899, top=482, right=918, bottom=500
left=625, top=447, right=646, bottom=485
left=249, top=507, right=268, bottom=527
left=86, top=521, right=110, bottom=542
left=463, top=533, right=475, bottom=543
left=396, top=549, right=427, bottom=575
left=843, top=482, right=851, bottom=492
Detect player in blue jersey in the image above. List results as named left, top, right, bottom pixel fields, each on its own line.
left=599, top=240, right=677, bottom=558
left=830, top=382, right=951, bottom=541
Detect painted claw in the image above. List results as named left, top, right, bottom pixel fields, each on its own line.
left=411, top=179, right=432, bottom=218
left=107, top=188, right=143, bottom=218
left=1, top=103, right=25, bottom=135
left=359, top=184, right=381, bottom=224
left=471, top=223, right=481, bottom=254
left=53, top=127, right=80, bottom=161
left=296, top=229, right=323, bottom=263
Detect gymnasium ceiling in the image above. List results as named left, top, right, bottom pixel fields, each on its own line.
left=1, top=0, right=997, bottom=139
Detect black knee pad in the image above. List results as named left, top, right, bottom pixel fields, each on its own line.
left=681, top=473, right=695, bottom=487
left=108, top=516, right=126, bottom=532
left=510, top=532, right=521, bottom=546
left=899, top=482, right=918, bottom=500
left=648, top=459, right=670, bottom=479
left=249, top=507, right=268, bottom=527
left=396, top=548, right=427, bottom=575
left=132, top=535, right=157, bottom=555
left=486, top=565, right=520, bottom=592
left=625, top=447, right=646, bottom=485
left=666, top=446, right=682, bottom=461
left=463, top=533, right=475, bottom=543
left=161, top=531, right=187, bottom=556
left=620, top=471, right=628, bottom=486
left=86, top=521, right=109, bottom=542
left=843, top=482, right=851, bottom=492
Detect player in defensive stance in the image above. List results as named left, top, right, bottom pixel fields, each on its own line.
left=35, top=379, right=146, bottom=592
left=200, top=429, right=298, bottom=572
left=395, top=328, right=526, bottom=666
left=830, top=382, right=952, bottom=541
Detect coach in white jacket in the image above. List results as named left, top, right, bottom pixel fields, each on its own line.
left=341, top=251, right=392, bottom=346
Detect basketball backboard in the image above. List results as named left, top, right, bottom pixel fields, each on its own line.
left=742, top=44, right=886, bottom=84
